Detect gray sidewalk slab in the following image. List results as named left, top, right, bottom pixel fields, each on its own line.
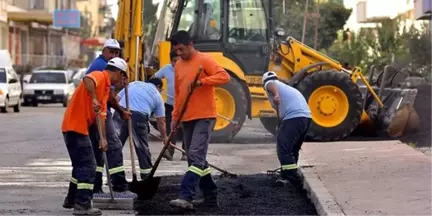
left=299, top=140, right=432, bottom=216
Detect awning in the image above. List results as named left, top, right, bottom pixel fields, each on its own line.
left=7, top=11, right=53, bottom=25
left=81, top=37, right=106, bottom=46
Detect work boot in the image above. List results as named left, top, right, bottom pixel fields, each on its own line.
left=282, top=170, right=305, bottom=193
left=181, top=154, right=187, bottom=161
left=169, top=198, right=194, bottom=210
left=163, top=150, right=173, bottom=161
left=192, top=195, right=219, bottom=208
left=73, top=204, right=102, bottom=215
left=62, top=197, right=74, bottom=209
left=272, top=178, right=289, bottom=187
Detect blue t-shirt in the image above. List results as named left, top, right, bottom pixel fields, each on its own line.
left=266, top=80, right=311, bottom=120
left=117, top=81, right=165, bottom=117
left=86, top=55, right=107, bottom=74
left=154, top=64, right=175, bottom=106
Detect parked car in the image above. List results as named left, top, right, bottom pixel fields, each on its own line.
left=0, top=66, right=22, bottom=113
left=72, top=68, right=87, bottom=88
left=23, top=70, right=75, bottom=107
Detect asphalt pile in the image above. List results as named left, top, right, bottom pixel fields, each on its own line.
left=135, top=174, right=317, bottom=215
left=400, top=84, right=431, bottom=148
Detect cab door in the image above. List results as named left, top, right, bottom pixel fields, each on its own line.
left=223, top=0, right=270, bottom=76
left=7, top=68, right=21, bottom=105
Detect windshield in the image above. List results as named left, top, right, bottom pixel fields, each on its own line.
left=29, top=72, right=66, bottom=84
left=0, top=69, right=5, bottom=83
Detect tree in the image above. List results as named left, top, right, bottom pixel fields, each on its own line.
left=272, top=0, right=352, bottom=50
left=143, top=0, right=159, bottom=46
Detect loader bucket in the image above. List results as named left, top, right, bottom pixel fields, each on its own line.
left=374, top=87, right=420, bottom=138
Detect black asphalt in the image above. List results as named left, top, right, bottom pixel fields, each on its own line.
left=135, top=174, right=317, bottom=215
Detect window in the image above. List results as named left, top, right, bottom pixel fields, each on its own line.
left=177, top=0, right=196, bottom=32
left=0, top=68, right=5, bottom=83
left=30, top=72, right=67, bottom=84
left=176, top=0, right=222, bottom=41
left=228, top=0, right=268, bottom=43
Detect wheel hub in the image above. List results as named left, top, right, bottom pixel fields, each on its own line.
left=317, top=95, right=337, bottom=116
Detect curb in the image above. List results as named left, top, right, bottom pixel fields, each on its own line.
left=298, top=161, right=345, bottom=216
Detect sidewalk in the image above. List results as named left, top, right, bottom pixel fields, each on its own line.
left=299, top=140, right=432, bottom=216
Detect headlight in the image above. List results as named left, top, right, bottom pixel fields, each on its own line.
left=24, top=89, right=34, bottom=94
left=54, top=89, right=65, bottom=95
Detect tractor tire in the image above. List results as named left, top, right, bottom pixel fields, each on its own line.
left=296, top=70, right=363, bottom=141
left=260, top=117, right=278, bottom=136
left=211, top=77, right=247, bottom=143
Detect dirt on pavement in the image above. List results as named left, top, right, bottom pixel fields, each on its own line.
left=400, top=84, right=431, bottom=148
left=135, top=174, right=317, bottom=215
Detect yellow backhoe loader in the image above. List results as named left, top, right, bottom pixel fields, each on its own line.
left=114, top=0, right=420, bottom=142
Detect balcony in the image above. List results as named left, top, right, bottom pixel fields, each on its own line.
left=356, top=0, right=415, bottom=23
left=414, top=0, right=431, bottom=20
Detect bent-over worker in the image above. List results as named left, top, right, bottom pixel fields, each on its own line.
left=168, top=30, right=230, bottom=210
left=153, top=50, right=187, bottom=160
left=61, top=57, right=127, bottom=215
left=85, top=39, right=132, bottom=196
left=262, top=71, right=312, bottom=190
left=114, top=77, right=169, bottom=179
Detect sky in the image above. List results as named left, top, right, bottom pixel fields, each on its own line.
left=107, top=0, right=162, bottom=20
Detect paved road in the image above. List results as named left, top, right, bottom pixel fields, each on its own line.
left=0, top=105, right=316, bottom=215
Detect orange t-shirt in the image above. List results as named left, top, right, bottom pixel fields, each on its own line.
left=172, top=52, right=230, bottom=122
left=61, top=70, right=111, bottom=135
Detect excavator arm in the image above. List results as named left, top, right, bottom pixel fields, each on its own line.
left=114, top=0, right=144, bottom=82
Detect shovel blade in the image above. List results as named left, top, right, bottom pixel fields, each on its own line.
left=128, top=177, right=161, bottom=200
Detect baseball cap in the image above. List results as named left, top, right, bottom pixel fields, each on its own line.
left=263, top=71, right=278, bottom=90
left=107, top=57, right=127, bottom=72
left=103, top=39, right=121, bottom=50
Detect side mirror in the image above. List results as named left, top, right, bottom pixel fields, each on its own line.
left=9, top=78, right=18, bottom=84
left=23, top=80, right=28, bottom=84
left=274, top=27, right=286, bottom=37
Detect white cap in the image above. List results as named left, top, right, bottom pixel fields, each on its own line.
left=103, top=38, right=121, bottom=50
left=263, top=71, right=278, bottom=90
left=107, top=57, right=127, bottom=72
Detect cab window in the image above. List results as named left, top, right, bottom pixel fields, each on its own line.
left=0, top=68, right=6, bottom=83
left=228, top=0, right=268, bottom=43
left=176, top=0, right=222, bottom=41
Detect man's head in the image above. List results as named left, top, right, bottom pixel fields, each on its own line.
left=262, top=71, right=278, bottom=91
left=105, top=57, right=127, bottom=85
left=146, top=77, right=163, bottom=92
left=102, top=39, right=121, bottom=60
left=170, top=30, right=195, bottom=60
left=170, top=50, right=179, bottom=67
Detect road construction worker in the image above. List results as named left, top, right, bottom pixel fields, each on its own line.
left=153, top=50, right=187, bottom=161
left=113, top=77, right=169, bottom=179
left=61, top=57, right=127, bottom=215
left=85, top=39, right=132, bottom=196
left=168, top=30, right=230, bottom=210
left=262, top=71, right=312, bottom=191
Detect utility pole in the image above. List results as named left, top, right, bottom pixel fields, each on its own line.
left=313, top=0, right=320, bottom=49
left=301, top=0, right=309, bottom=43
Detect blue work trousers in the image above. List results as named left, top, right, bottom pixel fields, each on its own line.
left=92, top=110, right=128, bottom=193
left=63, top=131, right=96, bottom=208
left=114, top=110, right=152, bottom=179
left=277, top=117, right=311, bottom=185
left=179, top=118, right=217, bottom=201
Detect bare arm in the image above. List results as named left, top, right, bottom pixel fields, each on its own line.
left=83, top=77, right=97, bottom=100
left=267, top=82, right=279, bottom=97
left=155, top=117, right=167, bottom=138
left=108, top=90, right=125, bottom=113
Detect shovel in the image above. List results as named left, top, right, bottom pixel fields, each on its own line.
left=120, top=78, right=152, bottom=198
left=149, top=132, right=238, bottom=178
left=135, top=66, right=203, bottom=200
left=95, top=115, right=115, bottom=203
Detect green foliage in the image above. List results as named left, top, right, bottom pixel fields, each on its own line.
left=143, top=0, right=159, bottom=45
left=326, top=18, right=431, bottom=78
left=272, top=0, right=352, bottom=50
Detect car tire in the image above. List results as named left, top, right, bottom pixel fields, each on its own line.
left=32, top=101, right=38, bottom=107
left=63, top=98, right=68, bottom=107
left=1, top=97, right=9, bottom=113
left=13, top=100, right=21, bottom=113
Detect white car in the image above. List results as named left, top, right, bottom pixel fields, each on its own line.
left=23, top=70, right=75, bottom=107
left=0, top=66, right=22, bottom=113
